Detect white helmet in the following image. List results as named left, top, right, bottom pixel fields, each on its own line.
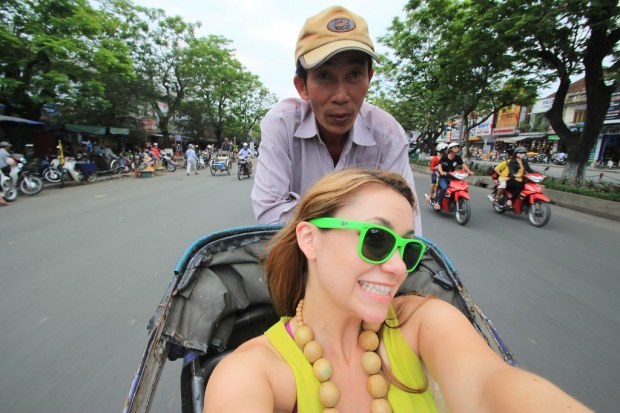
left=436, top=143, right=448, bottom=152
left=153, top=143, right=158, bottom=147
left=242, top=142, right=248, bottom=147
left=447, top=142, right=460, bottom=150
left=206, top=145, right=212, bottom=149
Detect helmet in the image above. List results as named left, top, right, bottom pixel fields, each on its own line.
left=207, top=145, right=212, bottom=149
left=242, top=143, right=248, bottom=147
left=447, top=142, right=460, bottom=150
left=0, top=141, right=12, bottom=148
left=436, top=143, right=448, bottom=152
left=153, top=143, right=158, bottom=147
left=515, top=146, right=527, bottom=154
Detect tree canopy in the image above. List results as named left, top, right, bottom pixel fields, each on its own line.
left=0, top=0, right=276, bottom=148
left=375, top=0, right=618, bottom=182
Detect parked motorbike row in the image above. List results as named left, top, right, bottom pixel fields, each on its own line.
left=0, top=150, right=182, bottom=203
left=424, top=169, right=551, bottom=227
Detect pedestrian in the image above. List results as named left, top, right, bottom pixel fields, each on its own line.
left=185, top=144, right=199, bottom=175
left=251, top=5, right=423, bottom=234
left=205, top=167, right=591, bottom=413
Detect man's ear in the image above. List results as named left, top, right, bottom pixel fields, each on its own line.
left=368, top=66, right=374, bottom=82
left=294, top=75, right=309, bottom=101
left=296, top=221, right=317, bottom=260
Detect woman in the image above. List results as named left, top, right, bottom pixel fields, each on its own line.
left=506, top=146, right=534, bottom=208
left=204, top=168, right=590, bottom=413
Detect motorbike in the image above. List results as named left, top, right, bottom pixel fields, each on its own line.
left=237, top=156, right=251, bottom=180
left=425, top=170, right=472, bottom=225
left=0, top=165, right=18, bottom=202
left=551, top=152, right=567, bottom=165
left=59, top=154, right=98, bottom=187
left=38, top=156, right=63, bottom=183
left=487, top=172, right=551, bottom=227
left=90, top=153, right=121, bottom=176
left=160, top=153, right=177, bottom=172
left=0, top=156, right=44, bottom=199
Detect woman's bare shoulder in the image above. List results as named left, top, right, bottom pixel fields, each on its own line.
left=204, top=334, right=296, bottom=413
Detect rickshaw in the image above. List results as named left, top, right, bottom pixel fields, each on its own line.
left=124, top=225, right=517, bottom=413
left=209, top=151, right=232, bottom=175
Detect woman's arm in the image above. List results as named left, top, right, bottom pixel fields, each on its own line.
left=412, top=299, right=591, bottom=413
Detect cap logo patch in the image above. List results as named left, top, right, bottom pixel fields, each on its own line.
left=327, top=18, right=355, bottom=33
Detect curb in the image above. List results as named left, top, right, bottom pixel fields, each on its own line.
left=410, top=163, right=620, bottom=222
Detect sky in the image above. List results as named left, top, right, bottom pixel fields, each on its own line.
left=135, top=0, right=408, bottom=100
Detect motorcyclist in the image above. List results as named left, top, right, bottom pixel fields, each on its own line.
left=435, top=142, right=474, bottom=210
left=0, top=141, right=13, bottom=206
left=237, top=143, right=253, bottom=174
left=0, top=141, right=12, bottom=176
left=489, top=148, right=514, bottom=205
left=426, top=143, right=448, bottom=202
left=506, top=146, right=534, bottom=209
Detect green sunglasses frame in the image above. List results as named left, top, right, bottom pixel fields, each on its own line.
left=308, top=217, right=426, bottom=272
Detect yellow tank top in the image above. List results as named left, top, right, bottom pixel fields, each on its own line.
left=265, top=306, right=439, bottom=413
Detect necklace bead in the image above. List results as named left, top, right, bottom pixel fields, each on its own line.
left=293, top=299, right=393, bottom=413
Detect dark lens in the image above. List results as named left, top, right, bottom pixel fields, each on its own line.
left=403, top=242, right=424, bottom=270
left=361, top=227, right=395, bottom=262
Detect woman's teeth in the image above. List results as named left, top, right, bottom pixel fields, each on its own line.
left=359, top=281, right=391, bottom=296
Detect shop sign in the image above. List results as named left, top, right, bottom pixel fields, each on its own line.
left=605, top=90, right=620, bottom=122
left=492, top=127, right=516, bottom=135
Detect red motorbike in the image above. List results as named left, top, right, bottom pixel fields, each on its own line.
left=425, top=170, right=471, bottom=225
left=489, top=172, right=551, bottom=227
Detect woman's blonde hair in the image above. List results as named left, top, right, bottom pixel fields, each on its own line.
left=264, top=168, right=416, bottom=316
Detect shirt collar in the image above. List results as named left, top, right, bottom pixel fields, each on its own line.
left=294, top=101, right=376, bottom=147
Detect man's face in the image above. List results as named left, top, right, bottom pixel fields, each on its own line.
left=294, top=52, right=373, bottom=141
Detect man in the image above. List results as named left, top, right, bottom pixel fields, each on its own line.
left=251, top=6, right=422, bottom=234
left=185, top=144, right=199, bottom=176
left=221, top=138, right=233, bottom=153
left=435, top=142, right=474, bottom=210
left=237, top=142, right=253, bottom=174
left=0, top=141, right=13, bottom=206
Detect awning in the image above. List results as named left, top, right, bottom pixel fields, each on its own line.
left=109, top=127, right=129, bottom=135
left=547, top=134, right=560, bottom=141
left=65, top=124, right=106, bottom=135
left=467, top=136, right=481, bottom=141
left=505, top=136, right=532, bottom=143
left=0, top=115, right=44, bottom=125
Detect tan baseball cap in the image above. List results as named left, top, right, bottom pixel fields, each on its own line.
left=295, top=6, right=380, bottom=70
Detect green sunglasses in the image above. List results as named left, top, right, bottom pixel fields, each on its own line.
left=309, top=217, right=426, bottom=272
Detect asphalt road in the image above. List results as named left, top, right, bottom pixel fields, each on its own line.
left=0, top=167, right=618, bottom=412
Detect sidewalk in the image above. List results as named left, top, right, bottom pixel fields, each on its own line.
left=410, top=162, right=620, bottom=222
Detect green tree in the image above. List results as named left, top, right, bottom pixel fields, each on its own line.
left=123, top=5, right=201, bottom=146
left=178, top=36, right=276, bottom=147
left=498, top=0, right=619, bottom=182
left=0, top=0, right=134, bottom=120
left=379, top=0, right=537, bottom=156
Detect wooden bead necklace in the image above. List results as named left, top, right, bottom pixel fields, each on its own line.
left=293, top=299, right=393, bottom=413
